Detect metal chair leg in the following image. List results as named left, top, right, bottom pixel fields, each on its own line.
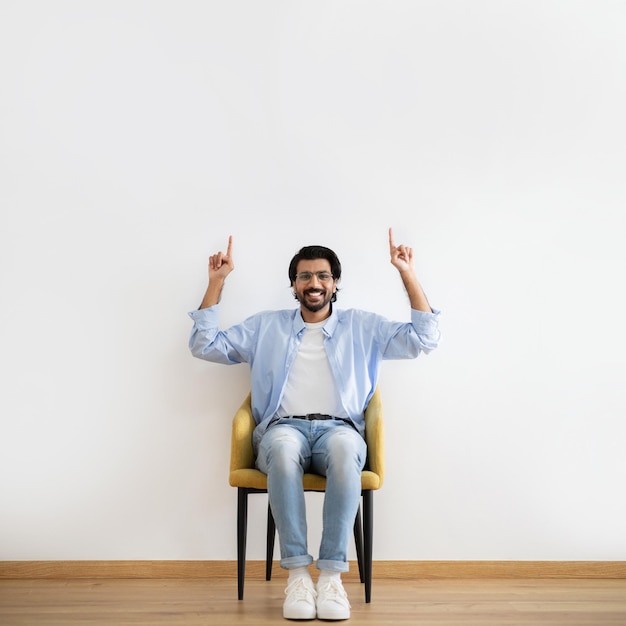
left=353, top=503, right=365, bottom=583
left=237, top=488, right=248, bottom=600
left=362, top=490, right=373, bottom=603
left=266, top=503, right=276, bottom=580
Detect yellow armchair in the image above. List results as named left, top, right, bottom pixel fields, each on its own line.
left=229, top=387, right=385, bottom=603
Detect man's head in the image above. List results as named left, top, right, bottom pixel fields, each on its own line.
left=289, top=245, right=341, bottom=315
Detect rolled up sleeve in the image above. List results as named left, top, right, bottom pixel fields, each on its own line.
left=410, top=307, right=441, bottom=354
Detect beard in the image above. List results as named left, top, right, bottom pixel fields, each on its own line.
left=296, top=287, right=334, bottom=313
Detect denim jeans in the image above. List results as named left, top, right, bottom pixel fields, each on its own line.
left=256, top=418, right=367, bottom=573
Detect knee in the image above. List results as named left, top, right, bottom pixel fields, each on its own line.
left=325, top=432, right=367, bottom=472
left=259, top=431, right=308, bottom=473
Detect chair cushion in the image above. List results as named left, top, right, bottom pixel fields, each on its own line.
left=229, top=468, right=382, bottom=491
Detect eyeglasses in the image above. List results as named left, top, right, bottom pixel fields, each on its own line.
left=295, top=271, right=334, bottom=282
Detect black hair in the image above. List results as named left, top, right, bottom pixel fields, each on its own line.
left=288, top=245, right=341, bottom=302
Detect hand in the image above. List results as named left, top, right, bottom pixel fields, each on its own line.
left=208, top=235, right=234, bottom=282
left=389, top=227, right=414, bottom=274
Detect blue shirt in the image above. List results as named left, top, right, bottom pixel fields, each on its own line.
left=188, top=305, right=440, bottom=450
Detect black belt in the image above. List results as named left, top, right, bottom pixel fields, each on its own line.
left=290, top=413, right=335, bottom=421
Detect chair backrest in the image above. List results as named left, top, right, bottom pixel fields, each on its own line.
left=230, top=393, right=254, bottom=475
left=363, top=386, right=385, bottom=487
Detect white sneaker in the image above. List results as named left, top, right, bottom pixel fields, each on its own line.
left=283, top=576, right=317, bottom=620
left=316, top=578, right=351, bottom=620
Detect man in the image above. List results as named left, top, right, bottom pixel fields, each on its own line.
left=188, top=229, right=440, bottom=621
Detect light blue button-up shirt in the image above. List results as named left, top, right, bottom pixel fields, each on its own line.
left=189, top=305, right=440, bottom=450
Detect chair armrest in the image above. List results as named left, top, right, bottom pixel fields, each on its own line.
left=364, top=387, right=385, bottom=486
left=230, top=393, right=256, bottom=473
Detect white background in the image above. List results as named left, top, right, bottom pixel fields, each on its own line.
left=1, top=1, right=625, bottom=562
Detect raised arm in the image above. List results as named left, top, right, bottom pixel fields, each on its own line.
left=199, top=235, right=235, bottom=309
left=388, top=227, right=432, bottom=313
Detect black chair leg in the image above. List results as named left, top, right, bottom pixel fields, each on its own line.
left=237, top=488, right=248, bottom=600
left=266, top=503, right=276, bottom=580
left=353, top=503, right=365, bottom=583
left=362, top=490, right=373, bottom=603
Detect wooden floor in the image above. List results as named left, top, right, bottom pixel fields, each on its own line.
left=1, top=577, right=626, bottom=625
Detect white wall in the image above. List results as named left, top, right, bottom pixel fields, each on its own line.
left=1, top=1, right=625, bottom=562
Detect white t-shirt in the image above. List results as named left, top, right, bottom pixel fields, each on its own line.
left=277, top=320, right=344, bottom=418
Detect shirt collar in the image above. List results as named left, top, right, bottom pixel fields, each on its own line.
left=292, top=306, right=339, bottom=337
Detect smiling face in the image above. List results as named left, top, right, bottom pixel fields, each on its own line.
left=292, top=258, right=337, bottom=321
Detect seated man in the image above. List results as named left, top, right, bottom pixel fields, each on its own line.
left=189, top=229, right=440, bottom=621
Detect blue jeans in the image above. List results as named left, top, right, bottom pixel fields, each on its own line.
left=256, top=418, right=367, bottom=573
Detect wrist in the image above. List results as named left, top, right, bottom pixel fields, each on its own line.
left=209, top=275, right=227, bottom=287
left=398, top=268, right=418, bottom=285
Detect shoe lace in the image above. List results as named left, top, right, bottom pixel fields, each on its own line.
left=318, top=579, right=351, bottom=607
left=285, top=577, right=316, bottom=601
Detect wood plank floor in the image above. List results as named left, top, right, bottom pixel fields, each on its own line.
left=1, top=577, right=626, bottom=625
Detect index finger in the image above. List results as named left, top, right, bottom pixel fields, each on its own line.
left=226, top=235, right=233, bottom=257
left=388, top=227, right=395, bottom=251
